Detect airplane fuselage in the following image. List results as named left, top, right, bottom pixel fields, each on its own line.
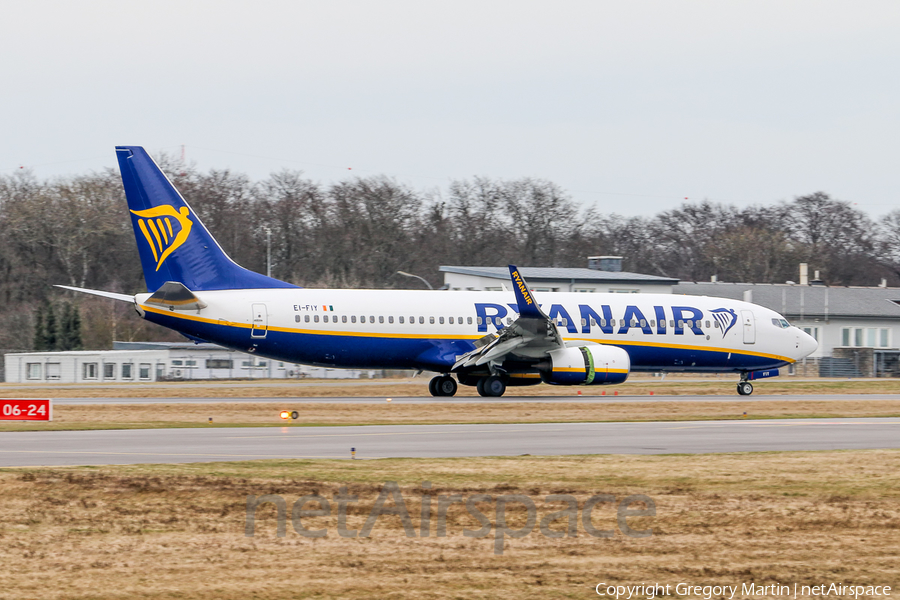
left=134, top=289, right=813, bottom=374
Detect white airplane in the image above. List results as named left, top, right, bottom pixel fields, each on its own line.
left=60, top=146, right=818, bottom=397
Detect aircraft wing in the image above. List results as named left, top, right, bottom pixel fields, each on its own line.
left=452, top=266, right=565, bottom=370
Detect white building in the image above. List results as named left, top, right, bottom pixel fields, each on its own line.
left=440, top=259, right=678, bottom=294
left=675, top=282, right=900, bottom=377
left=3, top=341, right=376, bottom=383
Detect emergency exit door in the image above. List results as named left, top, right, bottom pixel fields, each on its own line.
left=251, top=304, right=268, bottom=338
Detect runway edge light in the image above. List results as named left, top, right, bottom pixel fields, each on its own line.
left=280, top=411, right=290, bottom=420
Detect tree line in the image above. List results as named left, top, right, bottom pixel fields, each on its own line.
left=1, top=154, right=897, bottom=351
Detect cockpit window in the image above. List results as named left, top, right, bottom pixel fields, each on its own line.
left=771, top=318, right=791, bottom=329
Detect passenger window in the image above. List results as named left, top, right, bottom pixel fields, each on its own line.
left=670, top=320, right=675, bottom=328
left=640, top=319, right=646, bottom=327
left=305, top=315, right=310, bottom=323
left=507, top=317, right=512, bottom=325
left=419, top=316, right=424, bottom=324
left=561, top=318, right=568, bottom=326
left=678, top=320, right=684, bottom=328
left=369, top=316, right=375, bottom=324
left=650, top=320, right=655, bottom=328
left=705, top=320, right=710, bottom=328
left=439, top=316, right=444, bottom=324
left=449, top=317, right=454, bottom=324
left=496, top=317, right=503, bottom=326
left=379, top=316, right=384, bottom=324
left=430, top=316, right=435, bottom=324
left=631, top=319, right=637, bottom=327
left=620, top=319, right=625, bottom=327
left=590, top=318, right=596, bottom=326
left=295, top=315, right=300, bottom=323
left=342, top=315, right=348, bottom=323
left=351, top=316, right=357, bottom=323
left=410, top=316, right=415, bottom=323
left=600, top=319, right=606, bottom=327
left=477, top=317, right=483, bottom=325
left=323, top=315, right=329, bottom=323
left=467, top=317, right=473, bottom=325
left=399, top=316, right=404, bottom=324
left=314, top=315, right=320, bottom=323
left=581, top=318, right=587, bottom=327
left=459, top=316, right=464, bottom=324
left=388, top=316, right=394, bottom=324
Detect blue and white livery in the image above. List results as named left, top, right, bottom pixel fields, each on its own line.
left=59, top=147, right=818, bottom=397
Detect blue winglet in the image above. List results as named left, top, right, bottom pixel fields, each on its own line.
left=116, top=146, right=298, bottom=292
left=508, top=265, right=546, bottom=319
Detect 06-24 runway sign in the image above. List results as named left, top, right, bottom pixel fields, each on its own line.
left=0, top=399, right=52, bottom=421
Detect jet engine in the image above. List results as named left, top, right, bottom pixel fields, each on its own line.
left=541, top=345, right=630, bottom=385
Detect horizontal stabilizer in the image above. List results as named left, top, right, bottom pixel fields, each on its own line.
left=55, top=285, right=134, bottom=303
left=144, top=281, right=208, bottom=311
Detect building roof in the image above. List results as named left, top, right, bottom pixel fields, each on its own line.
left=113, top=341, right=224, bottom=351
left=674, top=282, right=900, bottom=320
left=440, top=266, right=679, bottom=284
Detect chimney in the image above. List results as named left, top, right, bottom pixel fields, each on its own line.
left=588, top=256, right=622, bottom=272
left=799, top=263, right=809, bottom=286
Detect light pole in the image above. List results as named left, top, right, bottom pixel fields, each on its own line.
left=396, top=270, right=433, bottom=290
left=265, top=227, right=272, bottom=278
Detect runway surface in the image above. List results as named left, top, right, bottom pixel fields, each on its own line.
left=46, top=393, right=900, bottom=404
left=1, top=418, right=899, bottom=467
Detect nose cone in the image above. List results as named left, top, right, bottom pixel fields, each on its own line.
left=795, top=329, right=818, bottom=359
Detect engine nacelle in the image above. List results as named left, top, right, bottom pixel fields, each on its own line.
left=542, top=345, right=630, bottom=386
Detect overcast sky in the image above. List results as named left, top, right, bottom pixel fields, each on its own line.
left=2, top=1, right=899, bottom=217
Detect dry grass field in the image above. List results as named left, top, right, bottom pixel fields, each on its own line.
left=1, top=451, right=898, bottom=599
left=1, top=399, right=900, bottom=432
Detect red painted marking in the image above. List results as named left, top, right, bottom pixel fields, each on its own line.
left=0, top=399, right=52, bottom=421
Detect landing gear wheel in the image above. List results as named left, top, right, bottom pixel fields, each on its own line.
left=429, top=375, right=458, bottom=397
left=436, top=376, right=458, bottom=397
left=737, top=381, right=753, bottom=396
left=477, top=375, right=506, bottom=397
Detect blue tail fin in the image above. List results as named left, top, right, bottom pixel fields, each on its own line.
left=116, top=146, right=297, bottom=292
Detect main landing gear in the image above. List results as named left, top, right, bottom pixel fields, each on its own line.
left=476, top=375, right=506, bottom=398
left=428, top=375, right=458, bottom=397
left=737, top=379, right=754, bottom=396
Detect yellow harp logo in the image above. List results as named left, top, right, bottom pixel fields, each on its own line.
left=130, top=205, right=194, bottom=271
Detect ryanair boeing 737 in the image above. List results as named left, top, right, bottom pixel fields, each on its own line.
left=59, top=147, right=817, bottom=397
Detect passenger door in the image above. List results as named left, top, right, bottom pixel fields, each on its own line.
left=251, top=303, right=268, bottom=339
left=741, top=310, right=756, bottom=344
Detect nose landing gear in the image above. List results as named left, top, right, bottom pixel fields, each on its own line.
left=737, top=379, right=753, bottom=396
